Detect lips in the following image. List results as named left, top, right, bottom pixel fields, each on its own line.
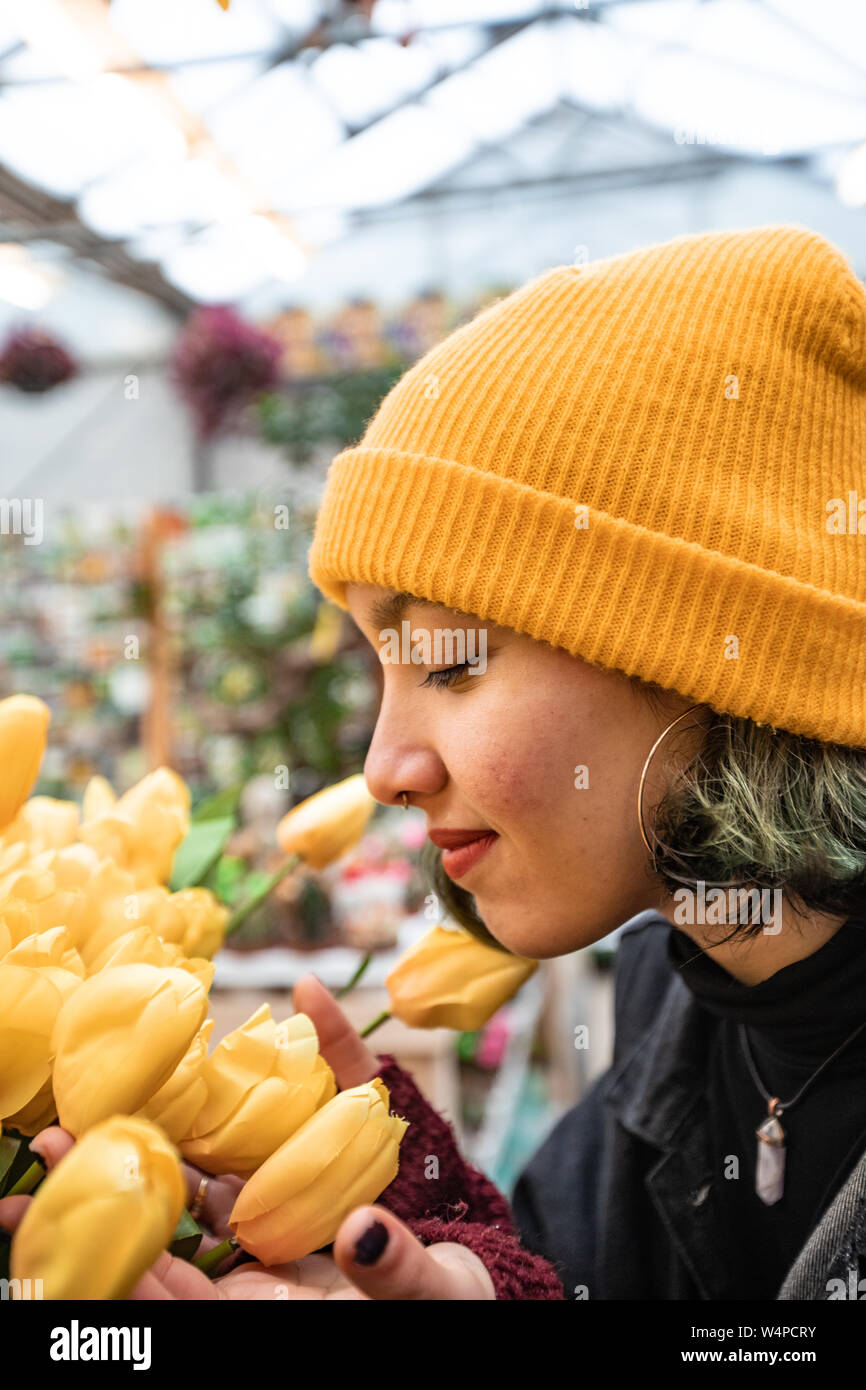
left=437, top=832, right=499, bottom=881
left=427, top=828, right=496, bottom=849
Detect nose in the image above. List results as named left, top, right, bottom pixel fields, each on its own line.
left=361, top=691, right=445, bottom=813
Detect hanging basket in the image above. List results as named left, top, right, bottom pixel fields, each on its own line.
left=0, top=327, right=78, bottom=393
left=170, top=305, right=283, bottom=442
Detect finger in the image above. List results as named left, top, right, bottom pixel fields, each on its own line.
left=128, top=1270, right=177, bottom=1301
left=129, top=1249, right=219, bottom=1302
left=0, top=1194, right=32, bottom=1233
left=27, top=1126, right=74, bottom=1170
left=180, top=1165, right=244, bottom=1238
left=333, top=1206, right=495, bottom=1301
left=292, top=974, right=381, bottom=1090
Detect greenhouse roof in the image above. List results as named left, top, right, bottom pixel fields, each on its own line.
left=0, top=0, right=864, bottom=312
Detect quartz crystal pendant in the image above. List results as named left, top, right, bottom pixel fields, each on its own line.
left=755, top=1110, right=786, bottom=1206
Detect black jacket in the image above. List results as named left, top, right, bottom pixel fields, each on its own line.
left=511, top=910, right=866, bottom=1299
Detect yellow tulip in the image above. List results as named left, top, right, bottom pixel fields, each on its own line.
left=148, top=886, right=228, bottom=960
left=0, top=694, right=50, bottom=832
left=0, top=839, right=28, bottom=882
left=0, top=962, right=66, bottom=1121
left=180, top=1006, right=336, bottom=1176
left=4, top=1079, right=58, bottom=1137
left=0, top=929, right=84, bottom=1133
left=72, top=857, right=147, bottom=964
left=10, top=1115, right=185, bottom=1300
left=385, top=924, right=538, bottom=1030
left=0, top=851, right=87, bottom=951
left=275, top=773, right=376, bottom=870
left=52, top=963, right=209, bottom=1135
left=79, top=767, right=190, bottom=886
left=0, top=851, right=57, bottom=910
left=229, top=1078, right=408, bottom=1264
left=43, top=842, right=102, bottom=889
left=106, top=884, right=227, bottom=961
left=85, top=925, right=214, bottom=992
left=81, top=774, right=116, bottom=821
left=136, top=1019, right=214, bottom=1144
left=0, top=796, right=80, bottom=854
left=4, top=924, right=85, bottom=990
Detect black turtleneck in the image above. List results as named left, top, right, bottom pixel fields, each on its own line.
left=666, top=916, right=866, bottom=1299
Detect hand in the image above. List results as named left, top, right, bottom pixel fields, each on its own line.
left=292, top=975, right=496, bottom=1300
left=291, top=971, right=381, bottom=1088
left=0, top=1124, right=247, bottom=1297
left=0, top=981, right=497, bottom=1301
left=210, top=1204, right=497, bottom=1300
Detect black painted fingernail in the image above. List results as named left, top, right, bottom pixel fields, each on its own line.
left=353, top=1219, right=388, bottom=1266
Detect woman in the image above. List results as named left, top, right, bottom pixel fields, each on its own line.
left=4, top=223, right=865, bottom=1301
left=292, top=221, right=866, bottom=1301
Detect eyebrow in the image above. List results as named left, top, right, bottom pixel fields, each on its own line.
left=367, top=592, right=455, bottom=629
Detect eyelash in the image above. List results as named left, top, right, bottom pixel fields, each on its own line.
left=420, top=661, right=471, bottom=689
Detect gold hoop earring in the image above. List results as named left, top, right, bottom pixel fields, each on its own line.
left=637, top=704, right=703, bottom=856
left=400, top=792, right=409, bottom=810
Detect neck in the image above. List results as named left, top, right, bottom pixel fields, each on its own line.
left=655, top=892, right=849, bottom=985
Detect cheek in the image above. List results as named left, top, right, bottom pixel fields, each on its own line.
left=452, top=698, right=579, bottom=825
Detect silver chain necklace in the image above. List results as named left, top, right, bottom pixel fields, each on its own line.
left=738, top=1018, right=866, bottom=1206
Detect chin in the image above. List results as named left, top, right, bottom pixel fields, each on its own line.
left=476, top=903, right=588, bottom=960
left=478, top=899, right=627, bottom=959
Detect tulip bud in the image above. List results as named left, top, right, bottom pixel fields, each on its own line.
left=112, top=884, right=228, bottom=962
left=229, top=1078, right=408, bottom=1264
left=78, top=767, right=190, bottom=887
left=0, top=931, right=84, bottom=1134
left=385, top=924, right=538, bottom=1030
left=0, top=962, right=66, bottom=1120
left=275, top=773, right=376, bottom=871
left=0, top=847, right=92, bottom=954
left=81, top=774, right=116, bottom=822
left=52, top=963, right=209, bottom=1135
left=180, top=1006, right=336, bottom=1176
left=4, top=924, right=85, bottom=993
left=0, top=694, right=50, bottom=833
left=11, top=1115, right=185, bottom=1299
left=156, top=887, right=228, bottom=960
left=137, top=1019, right=214, bottom=1144
left=85, top=925, right=214, bottom=992
left=0, top=796, right=79, bottom=854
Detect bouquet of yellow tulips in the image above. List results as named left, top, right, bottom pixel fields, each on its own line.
left=0, top=692, right=537, bottom=1300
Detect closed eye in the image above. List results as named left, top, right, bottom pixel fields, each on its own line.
left=420, top=662, right=471, bottom=689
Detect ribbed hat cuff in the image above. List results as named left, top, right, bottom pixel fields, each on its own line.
left=308, top=447, right=866, bottom=748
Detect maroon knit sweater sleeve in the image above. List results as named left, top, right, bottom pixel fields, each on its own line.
left=372, top=1052, right=564, bottom=1300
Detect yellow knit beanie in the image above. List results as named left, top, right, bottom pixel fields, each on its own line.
left=308, top=224, right=866, bottom=749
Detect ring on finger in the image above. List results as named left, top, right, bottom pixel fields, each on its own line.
left=190, top=1174, right=209, bottom=1222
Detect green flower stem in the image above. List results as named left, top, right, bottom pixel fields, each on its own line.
left=225, top=854, right=302, bottom=936
left=359, top=1010, right=391, bottom=1039
left=336, top=951, right=373, bottom=999
left=193, top=1237, right=239, bottom=1276
left=7, top=1160, right=44, bottom=1197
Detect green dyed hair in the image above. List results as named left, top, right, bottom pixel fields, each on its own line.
left=424, top=678, right=866, bottom=946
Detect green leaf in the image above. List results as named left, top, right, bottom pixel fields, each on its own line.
left=237, top=869, right=274, bottom=900
left=0, top=1133, right=24, bottom=1194
left=211, top=854, right=247, bottom=905
left=170, top=1208, right=204, bottom=1261
left=170, top=816, right=236, bottom=891
left=191, top=785, right=243, bottom=822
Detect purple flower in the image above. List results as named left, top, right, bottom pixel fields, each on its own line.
left=0, top=328, right=77, bottom=393
left=171, top=305, right=283, bottom=440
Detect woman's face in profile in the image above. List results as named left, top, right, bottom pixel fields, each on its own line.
left=345, top=583, right=698, bottom=958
